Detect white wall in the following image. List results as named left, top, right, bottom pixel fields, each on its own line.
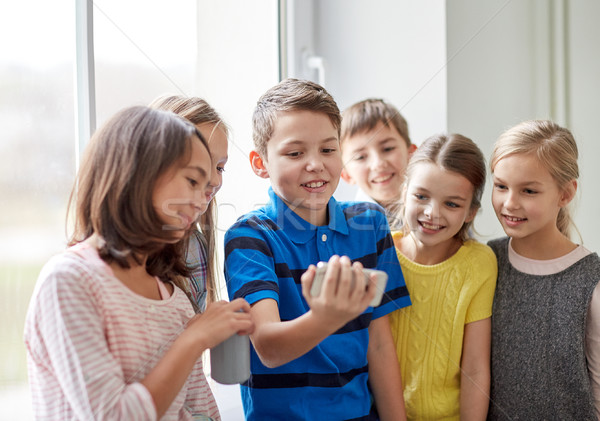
left=286, top=0, right=448, bottom=200
left=446, top=0, right=600, bottom=250
left=314, top=0, right=448, bottom=146
left=299, top=0, right=600, bottom=250
left=196, top=1, right=280, bottom=234
left=445, top=1, right=549, bottom=240
left=567, top=1, right=600, bottom=251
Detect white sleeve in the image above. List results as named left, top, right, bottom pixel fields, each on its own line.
left=586, top=281, right=600, bottom=420
left=25, top=260, right=157, bottom=420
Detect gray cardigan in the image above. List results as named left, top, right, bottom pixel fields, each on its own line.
left=488, top=237, right=599, bottom=421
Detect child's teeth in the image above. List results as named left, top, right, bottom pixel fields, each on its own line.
left=373, top=175, right=392, bottom=183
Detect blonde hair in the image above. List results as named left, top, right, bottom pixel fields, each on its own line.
left=68, top=106, right=209, bottom=297
left=491, top=120, right=579, bottom=239
left=252, top=78, right=341, bottom=157
left=149, top=95, right=229, bottom=304
left=341, top=98, right=411, bottom=147
left=402, top=133, right=486, bottom=242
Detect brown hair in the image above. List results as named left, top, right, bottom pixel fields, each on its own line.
left=491, top=120, right=579, bottom=239
left=402, top=133, right=486, bottom=242
left=67, top=106, right=209, bottom=294
left=149, top=95, right=228, bottom=304
left=252, top=78, right=341, bottom=157
left=341, top=98, right=411, bottom=147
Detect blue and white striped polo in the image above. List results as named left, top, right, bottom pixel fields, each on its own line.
left=224, top=187, right=410, bottom=421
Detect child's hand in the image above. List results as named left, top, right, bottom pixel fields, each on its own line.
left=183, top=298, right=254, bottom=351
left=301, top=255, right=377, bottom=329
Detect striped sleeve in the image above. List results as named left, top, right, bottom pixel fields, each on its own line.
left=24, top=258, right=157, bottom=420
left=224, top=219, right=280, bottom=305
left=371, top=211, right=411, bottom=319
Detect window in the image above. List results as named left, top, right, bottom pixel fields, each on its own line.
left=1, top=1, right=279, bottom=419
left=0, top=1, right=75, bottom=418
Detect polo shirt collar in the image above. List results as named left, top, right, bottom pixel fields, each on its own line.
left=266, top=187, right=349, bottom=244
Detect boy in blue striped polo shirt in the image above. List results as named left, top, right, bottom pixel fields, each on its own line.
left=224, top=78, right=411, bottom=420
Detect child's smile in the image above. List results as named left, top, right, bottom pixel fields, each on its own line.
left=401, top=162, right=475, bottom=264
left=492, top=152, right=568, bottom=248
left=259, top=110, right=342, bottom=226
left=341, top=121, right=414, bottom=205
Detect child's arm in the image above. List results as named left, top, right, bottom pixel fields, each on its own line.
left=249, top=255, right=377, bottom=368
left=142, top=298, right=253, bottom=418
left=26, top=264, right=253, bottom=420
left=367, top=314, right=407, bottom=421
left=460, top=317, right=491, bottom=421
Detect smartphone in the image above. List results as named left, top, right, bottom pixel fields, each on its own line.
left=309, top=262, right=388, bottom=307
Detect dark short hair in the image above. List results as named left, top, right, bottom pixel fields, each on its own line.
left=252, top=78, right=341, bottom=157
left=341, top=98, right=411, bottom=147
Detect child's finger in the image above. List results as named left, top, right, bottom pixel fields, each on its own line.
left=336, top=256, right=354, bottom=298
left=349, top=261, right=366, bottom=301
left=301, top=264, right=317, bottom=300
left=362, top=272, right=378, bottom=306
left=229, top=297, right=252, bottom=313
left=321, top=255, right=341, bottom=298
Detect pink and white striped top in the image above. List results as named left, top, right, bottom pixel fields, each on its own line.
left=24, top=243, right=220, bottom=420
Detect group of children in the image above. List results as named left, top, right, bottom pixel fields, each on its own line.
left=24, top=78, right=599, bottom=420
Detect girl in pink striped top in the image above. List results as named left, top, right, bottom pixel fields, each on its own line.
left=24, top=106, right=253, bottom=420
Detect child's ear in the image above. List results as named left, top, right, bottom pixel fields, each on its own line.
left=340, top=168, right=356, bottom=185
left=249, top=150, right=269, bottom=179
left=465, top=205, right=479, bottom=223
left=408, top=144, right=417, bottom=156
left=559, top=179, right=577, bottom=207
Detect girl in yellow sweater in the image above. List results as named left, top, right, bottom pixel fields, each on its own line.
left=390, top=133, right=497, bottom=420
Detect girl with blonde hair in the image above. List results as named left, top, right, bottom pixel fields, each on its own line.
left=488, top=120, right=600, bottom=420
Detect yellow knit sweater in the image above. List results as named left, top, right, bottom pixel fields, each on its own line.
left=390, top=232, right=497, bottom=420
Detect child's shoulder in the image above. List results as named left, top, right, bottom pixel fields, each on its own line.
left=462, top=239, right=498, bottom=267
left=486, top=236, right=509, bottom=255
left=226, top=206, right=277, bottom=234
left=338, top=200, right=387, bottom=223
left=32, top=245, right=110, bottom=303
left=42, top=245, right=106, bottom=279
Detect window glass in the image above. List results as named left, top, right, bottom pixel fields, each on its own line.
left=0, top=1, right=75, bottom=419
left=1, top=0, right=279, bottom=419
left=94, top=0, right=198, bottom=125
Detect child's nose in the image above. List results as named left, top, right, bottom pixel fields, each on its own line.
left=369, top=153, right=385, bottom=170
left=422, top=202, right=439, bottom=218
left=208, top=166, right=220, bottom=189
left=306, top=156, right=324, bottom=172
left=192, top=189, right=208, bottom=211
left=504, top=190, right=519, bottom=209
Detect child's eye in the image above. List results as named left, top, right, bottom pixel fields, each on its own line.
left=414, top=193, right=427, bottom=201
left=322, top=148, right=337, bottom=154
left=524, top=188, right=537, bottom=195
left=216, top=166, right=225, bottom=174
left=187, top=177, right=199, bottom=187
left=445, top=201, right=459, bottom=208
left=494, top=183, right=507, bottom=190
left=383, top=146, right=396, bottom=153
left=353, top=154, right=366, bottom=161
left=286, top=151, right=302, bottom=158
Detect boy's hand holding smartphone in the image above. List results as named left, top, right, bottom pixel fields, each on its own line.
left=301, top=255, right=387, bottom=329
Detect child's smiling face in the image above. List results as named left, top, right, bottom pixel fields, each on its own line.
left=492, top=152, right=569, bottom=243
left=341, top=121, right=415, bottom=205
left=197, top=122, right=228, bottom=207
left=152, top=136, right=211, bottom=240
left=403, top=162, right=475, bottom=252
left=255, top=110, right=342, bottom=226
